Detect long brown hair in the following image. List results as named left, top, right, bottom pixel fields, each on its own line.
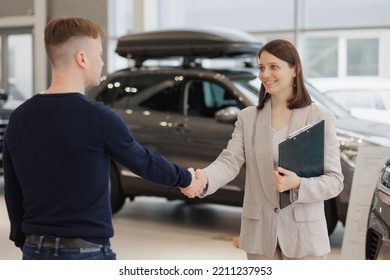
left=257, top=39, right=312, bottom=109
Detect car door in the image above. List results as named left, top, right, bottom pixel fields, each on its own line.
left=172, top=77, right=247, bottom=192
left=98, top=73, right=181, bottom=153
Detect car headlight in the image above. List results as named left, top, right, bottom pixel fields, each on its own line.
left=378, top=165, right=390, bottom=194
left=377, top=164, right=390, bottom=205
left=337, top=131, right=374, bottom=169
left=337, top=130, right=390, bottom=170
left=339, top=146, right=358, bottom=169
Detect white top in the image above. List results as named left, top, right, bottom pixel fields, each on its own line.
left=271, top=124, right=289, bottom=170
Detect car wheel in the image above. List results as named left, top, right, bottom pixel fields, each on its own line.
left=325, top=198, right=338, bottom=235
left=109, top=163, right=126, bottom=214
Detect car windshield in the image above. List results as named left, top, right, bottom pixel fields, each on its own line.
left=304, top=83, right=352, bottom=119
left=231, top=76, right=259, bottom=105
left=230, top=74, right=352, bottom=120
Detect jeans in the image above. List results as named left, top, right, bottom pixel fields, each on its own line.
left=22, top=242, right=117, bottom=260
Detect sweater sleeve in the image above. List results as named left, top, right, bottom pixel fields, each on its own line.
left=3, top=137, right=26, bottom=248
left=100, top=106, right=192, bottom=188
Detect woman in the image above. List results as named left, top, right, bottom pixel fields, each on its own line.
left=182, top=39, right=344, bottom=260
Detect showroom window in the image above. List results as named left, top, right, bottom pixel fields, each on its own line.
left=304, top=36, right=380, bottom=78
left=107, top=0, right=390, bottom=78
left=107, top=0, right=134, bottom=73
left=302, top=0, right=390, bottom=29
left=347, top=38, right=379, bottom=76
left=158, top=0, right=294, bottom=32
left=304, top=37, right=338, bottom=78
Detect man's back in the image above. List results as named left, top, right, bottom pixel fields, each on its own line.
left=4, top=92, right=192, bottom=249
left=5, top=93, right=114, bottom=245
left=2, top=17, right=198, bottom=260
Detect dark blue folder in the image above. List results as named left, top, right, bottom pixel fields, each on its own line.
left=278, top=120, right=325, bottom=209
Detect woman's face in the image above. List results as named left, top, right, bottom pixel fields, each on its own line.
left=258, top=51, right=296, bottom=99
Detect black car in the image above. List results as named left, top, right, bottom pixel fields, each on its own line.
left=0, top=91, right=13, bottom=175
left=0, top=83, right=28, bottom=174
left=0, top=115, right=8, bottom=174
left=86, top=28, right=390, bottom=235
left=366, top=156, right=390, bottom=259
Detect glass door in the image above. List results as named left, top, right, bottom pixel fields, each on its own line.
left=0, top=28, right=33, bottom=110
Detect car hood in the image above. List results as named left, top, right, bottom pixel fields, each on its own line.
left=336, top=118, right=390, bottom=147
left=350, top=108, right=390, bottom=125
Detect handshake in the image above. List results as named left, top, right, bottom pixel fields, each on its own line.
left=180, top=168, right=208, bottom=198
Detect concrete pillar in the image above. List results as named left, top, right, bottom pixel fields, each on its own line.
left=133, top=0, right=159, bottom=33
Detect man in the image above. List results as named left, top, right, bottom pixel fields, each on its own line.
left=3, top=17, right=204, bottom=260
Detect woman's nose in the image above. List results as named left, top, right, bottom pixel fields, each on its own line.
left=260, top=68, right=271, bottom=77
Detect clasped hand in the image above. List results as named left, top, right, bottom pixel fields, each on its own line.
left=272, top=167, right=301, bottom=192
left=180, top=168, right=207, bottom=198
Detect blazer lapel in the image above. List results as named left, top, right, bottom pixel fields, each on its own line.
left=286, top=105, right=311, bottom=137
left=254, top=101, right=279, bottom=204
left=253, top=103, right=312, bottom=205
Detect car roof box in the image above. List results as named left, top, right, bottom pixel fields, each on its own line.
left=115, top=27, right=262, bottom=66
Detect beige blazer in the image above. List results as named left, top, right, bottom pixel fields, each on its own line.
left=201, top=101, right=344, bottom=258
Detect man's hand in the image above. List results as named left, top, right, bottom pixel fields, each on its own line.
left=180, top=168, right=207, bottom=198
left=195, top=169, right=208, bottom=188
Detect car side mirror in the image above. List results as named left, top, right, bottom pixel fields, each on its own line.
left=0, top=89, right=8, bottom=104
left=215, top=106, right=240, bottom=123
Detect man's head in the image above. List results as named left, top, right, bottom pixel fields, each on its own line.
left=44, top=17, right=105, bottom=88
left=45, top=17, right=104, bottom=65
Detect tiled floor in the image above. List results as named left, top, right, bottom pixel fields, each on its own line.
left=0, top=180, right=342, bottom=260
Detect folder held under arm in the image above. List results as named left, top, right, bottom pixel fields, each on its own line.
left=278, top=120, right=325, bottom=209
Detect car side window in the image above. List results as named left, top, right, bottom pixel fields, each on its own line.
left=185, top=80, right=241, bottom=118
left=97, top=75, right=179, bottom=112
left=139, top=84, right=180, bottom=112
left=96, top=76, right=141, bottom=109
left=95, top=77, right=125, bottom=106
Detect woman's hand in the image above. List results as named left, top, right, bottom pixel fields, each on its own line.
left=272, top=167, right=301, bottom=192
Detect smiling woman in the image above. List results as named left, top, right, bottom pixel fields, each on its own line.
left=182, top=39, right=344, bottom=260
left=87, top=27, right=390, bottom=242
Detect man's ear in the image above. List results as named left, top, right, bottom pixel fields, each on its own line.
left=76, top=51, right=86, bottom=68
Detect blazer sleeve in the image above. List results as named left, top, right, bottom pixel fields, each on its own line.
left=200, top=109, right=247, bottom=196
left=294, top=108, right=344, bottom=203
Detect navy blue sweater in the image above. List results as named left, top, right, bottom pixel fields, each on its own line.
left=3, top=93, right=191, bottom=248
